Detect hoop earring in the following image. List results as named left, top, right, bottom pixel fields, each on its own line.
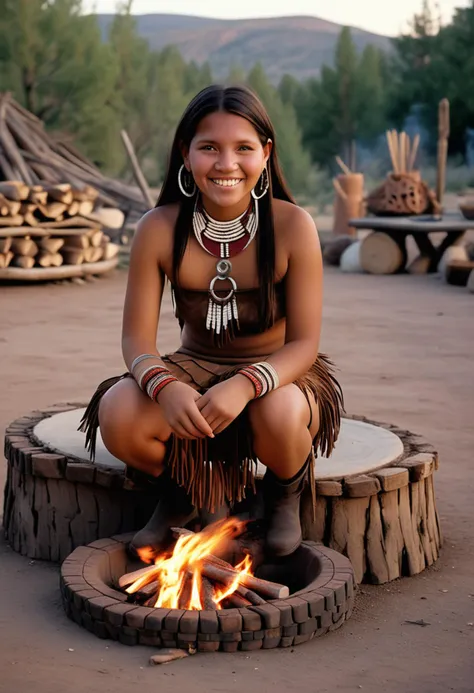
left=178, top=164, right=196, bottom=198
left=251, top=167, right=269, bottom=200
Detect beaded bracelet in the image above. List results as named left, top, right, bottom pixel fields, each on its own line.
left=130, top=354, right=178, bottom=402
left=237, top=361, right=280, bottom=399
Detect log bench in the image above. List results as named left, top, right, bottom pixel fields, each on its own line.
left=3, top=405, right=441, bottom=584
left=350, top=213, right=472, bottom=274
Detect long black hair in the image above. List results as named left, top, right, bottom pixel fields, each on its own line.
left=156, top=84, right=295, bottom=330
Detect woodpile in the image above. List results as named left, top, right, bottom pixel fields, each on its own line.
left=0, top=180, right=119, bottom=274
left=0, top=180, right=99, bottom=228
left=0, top=92, right=148, bottom=217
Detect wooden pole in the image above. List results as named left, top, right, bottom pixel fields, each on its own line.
left=350, top=140, right=357, bottom=173
left=335, top=155, right=351, bottom=176
left=408, top=134, right=420, bottom=172
left=120, top=129, right=155, bottom=209
left=436, top=98, right=450, bottom=209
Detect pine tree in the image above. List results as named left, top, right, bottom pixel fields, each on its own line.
left=247, top=63, right=310, bottom=192
left=294, top=27, right=389, bottom=167
left=0, top=0, right=119, bottom=169
left=356, top=45, right=387, bottom=142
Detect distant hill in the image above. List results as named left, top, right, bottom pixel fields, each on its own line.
left=96, top=14, right=391, bottom=82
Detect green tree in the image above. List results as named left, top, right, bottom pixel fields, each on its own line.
left=0, top=0, right=119, bottom=168
left=247, top=63, right=310, bottom=192
left=295, top=27, right=389, bottom=168
left=225, top=64, right=247, bottom=85
left=278, top=74, right=302, bottom=107
left=334, top=27, right=359, bottom=161
left=388, top=1, right=442, bottom=143
left=356, top=45, right=387, bottom=142
left=389, top=1, right=474, bottom=158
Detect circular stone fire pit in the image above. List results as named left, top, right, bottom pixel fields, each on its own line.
left=61, top=535, right=356, bottom=650
left=3, top=405, right=442, bottom=584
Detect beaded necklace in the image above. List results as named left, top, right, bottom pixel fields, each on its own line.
left=192, top=194, right=259, bottom=346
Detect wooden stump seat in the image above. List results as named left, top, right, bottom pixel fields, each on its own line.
left=3, top=405, right=441, bottom=584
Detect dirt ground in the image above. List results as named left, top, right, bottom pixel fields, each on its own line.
left=0, top=266, right=473, bottom=693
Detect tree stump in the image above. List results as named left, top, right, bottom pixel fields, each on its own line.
left=3, top=405, right=156, bottom=561
left=3, top=408, right=441, bottom=584
left=301, top=421, right=441, bottom=584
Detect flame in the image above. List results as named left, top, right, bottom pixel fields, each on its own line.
left=126, top=518, right=252, bottom=610
left=214, top=554, right=253, bottom=606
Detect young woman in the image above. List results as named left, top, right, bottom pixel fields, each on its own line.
left=81, top=84, right=343, bottom=559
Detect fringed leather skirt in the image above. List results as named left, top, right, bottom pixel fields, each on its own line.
left=79, top=348, right=344, bottom=512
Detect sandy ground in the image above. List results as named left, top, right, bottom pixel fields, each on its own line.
left=0, top=266, right=473, bottom=693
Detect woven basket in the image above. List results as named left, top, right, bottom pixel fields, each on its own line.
left=367, top=173, right=440, bottom=216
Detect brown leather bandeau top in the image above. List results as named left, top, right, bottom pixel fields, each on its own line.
left=171, top=281, right=286, bottom=336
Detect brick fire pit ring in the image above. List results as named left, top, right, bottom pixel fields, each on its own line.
left=61, top=535, right=356, bottom=650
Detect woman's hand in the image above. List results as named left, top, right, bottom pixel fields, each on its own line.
left=197, top=375, right=255, bottom=435
left=157, top=381, right=214, bottom=440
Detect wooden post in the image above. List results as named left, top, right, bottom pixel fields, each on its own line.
left=120, top=129, right=155, bottom=210
left=436, top=98, right=450, bottom=210
left=332, top=173, right=364, bottom=237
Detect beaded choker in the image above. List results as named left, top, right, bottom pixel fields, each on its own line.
left=192, top=195, right=259, bottom=346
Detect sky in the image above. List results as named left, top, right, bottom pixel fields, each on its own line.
left=83, top=0, right=470, bottom=36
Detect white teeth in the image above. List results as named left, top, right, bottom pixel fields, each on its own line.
left=212, top=179, right=242, bottom=187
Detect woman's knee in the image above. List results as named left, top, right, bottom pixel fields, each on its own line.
left=248, top=386, right=310, bottom=440
left=98, top=378, right=170, bottom=457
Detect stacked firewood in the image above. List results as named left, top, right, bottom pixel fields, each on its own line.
left=0, top=93, right=148, bottom=217
left=0, top=181, right=118, bottom=270
left=0, top=180, right=99, bottom=228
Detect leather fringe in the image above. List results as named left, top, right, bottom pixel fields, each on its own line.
left=78, top=373, right=129, bottom=460
left=78, top=353, right=343, bottom=513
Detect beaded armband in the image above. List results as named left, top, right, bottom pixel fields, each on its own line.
left=237, top=361, right=280, bottom=399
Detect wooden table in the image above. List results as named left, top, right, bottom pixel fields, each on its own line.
left=350, top=214, right=472, bottom=272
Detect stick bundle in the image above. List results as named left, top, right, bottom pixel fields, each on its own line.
left=0, top=92, right=148, bottom=217
left=386, top=130, right=420, bottom=175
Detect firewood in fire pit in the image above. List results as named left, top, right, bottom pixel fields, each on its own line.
left=199, top=576, right=218, bottom=610
left=118, top=564, right=159, bottom=589
left=178, top=572, right=193, bottom=610
left=118, top=520, right=290, bottom=609
left=171, top=526, right=289, bottom=600
left=223, top=592, right=252, bottom=608
left=201, top=561, right=288, bottom=600
left=235, top=585, right=266, bottom=606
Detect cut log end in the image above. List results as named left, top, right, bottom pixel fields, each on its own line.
left=360, top=232, right=407, bottom=275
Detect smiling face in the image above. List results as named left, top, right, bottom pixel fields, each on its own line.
left=183, top=111, right=272, bottom=220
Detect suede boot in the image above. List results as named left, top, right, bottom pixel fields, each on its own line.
left=263, top=456, right=310, bottom=557
left=129, top=470, right=198, bottom=556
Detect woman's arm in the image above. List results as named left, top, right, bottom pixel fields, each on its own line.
left=260, top=205, right=323, bottom=384
left=122, top=207, right=213, bottom=440
left=121, top=208, right=166, bottom=369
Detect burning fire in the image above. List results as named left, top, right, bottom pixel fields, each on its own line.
left=126, top=518, right=253, bottom=610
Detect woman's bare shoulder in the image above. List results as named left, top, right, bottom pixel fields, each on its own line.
left=272, top=199, right=319, bottom=246
left=134, top=204, right=179, bottom=246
